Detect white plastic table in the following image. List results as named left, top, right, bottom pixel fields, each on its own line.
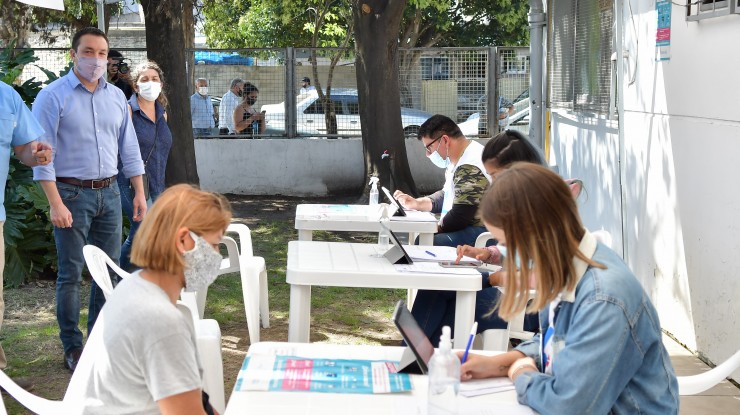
left=286, top=241, right=481, bottom=348
left=294, top=204, right=438, bottom=245
left=224, top=342, right=535, bottom=415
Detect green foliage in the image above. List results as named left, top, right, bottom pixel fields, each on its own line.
left=203, top=0, right=529, bottom=49
left=0, top=46, right=60, bottom=287
left=203, top=0, right=352, bottom=48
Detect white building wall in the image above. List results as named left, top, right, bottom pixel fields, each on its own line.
left=550, top=0, right=739, bottom=377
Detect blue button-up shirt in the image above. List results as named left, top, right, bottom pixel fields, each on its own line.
left=122, top=95, right=172, bottom=194
left=190, top=93, right=215, bottom=129
left=31, top=71, right=144, bottom=182
left=0, top=82, right=44, bottom=220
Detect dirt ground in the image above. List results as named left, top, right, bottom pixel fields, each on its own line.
left=2, top=193, right=400, bottom=414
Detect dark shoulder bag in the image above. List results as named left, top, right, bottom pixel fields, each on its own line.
left=131, top=128, right=156, bottom=201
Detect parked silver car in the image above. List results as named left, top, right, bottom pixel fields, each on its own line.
left=262, top=89, right=435, bottom=137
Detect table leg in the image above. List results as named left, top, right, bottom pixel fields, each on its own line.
left=418, top=232, right=434, bottom=246
left=453, top=291, right=476, bottom=349
left=288, top=284, right=312, bottom=343
left=406, top=288, right=417, bottom=310
left=298, top=229, right=313, bottom=241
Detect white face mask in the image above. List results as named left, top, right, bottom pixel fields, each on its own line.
left=75, top=56, right=108, bottom=83
left=182, top=232, right=222, bottom=292
left=198, top=86, right=209, bottom=96
left=137, top=81, right=162, bottom=102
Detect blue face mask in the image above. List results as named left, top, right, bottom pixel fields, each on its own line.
left=429, top=150, right=450, bottom=169
left=497, top=245, right=526, bottom=269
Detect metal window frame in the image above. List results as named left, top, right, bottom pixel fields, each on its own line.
left=686, top=0, right=736, bottom=21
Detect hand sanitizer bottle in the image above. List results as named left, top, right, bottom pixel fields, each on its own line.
left=428, top=326, right=460, bottom=415
left=378, top=206, right=391, bottom=252
left=369, top=176, right=379, bottom=206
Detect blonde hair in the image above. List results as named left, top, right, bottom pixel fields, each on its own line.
left=480, top=163, right=604, bottom=320
left=130, top=184, right=232, bottom=275
left=132, top=59, right=169, bottom=108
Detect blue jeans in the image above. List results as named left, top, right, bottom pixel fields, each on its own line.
left=411, top=275, right=509, bottom=347
left=118, top=176, right=159, bottom=271
left=433, top=225, right=488, bottom=247
left=54, top=181, right=122, bottom=354
left=412, top=225, right=498, bottom=345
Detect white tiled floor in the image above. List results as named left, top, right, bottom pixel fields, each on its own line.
left=663, top=335, right=740, bottom=414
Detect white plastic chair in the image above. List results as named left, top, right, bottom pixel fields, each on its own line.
left=82, top=245, right=131, bottom=298
left=181, top=223, right=270, bottom=345
left=678, top=350, right=740, bottom=395
left=0, top=370, right=73, bottom=414
left=0, top=309, right=112, bottom=414
left=81, top=245, right=226, bottom=414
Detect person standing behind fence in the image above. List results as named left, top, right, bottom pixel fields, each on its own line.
left=0, top=82, right=53, bottom=391
left=190, top=78, right=214, bottom=137
left=117, top=60, right=173, bottom=271
left=32, top=27, right=147, bottom=373
left=233, top=82, right=265, bottom=136
left=299, top=77, right=316, bottom=94
left=219, top=78, right=243, bottom=135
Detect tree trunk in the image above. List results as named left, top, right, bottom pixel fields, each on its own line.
left=141, top=0, right=199, bottom=186
left=352, top=0, right=418, bottom=196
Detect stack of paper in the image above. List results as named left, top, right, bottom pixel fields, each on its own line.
left=459, top=377, right=516, bottom=397
left=394, top=262, right=480, bottom=275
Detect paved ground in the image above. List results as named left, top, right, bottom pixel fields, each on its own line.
left=664, top=335, right=740, bottom=413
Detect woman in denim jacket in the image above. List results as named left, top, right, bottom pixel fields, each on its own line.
left=460, top=163, right=678, bottom=414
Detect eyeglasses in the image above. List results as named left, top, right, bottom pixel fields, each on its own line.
left=424, top=134, right=445, bottom=155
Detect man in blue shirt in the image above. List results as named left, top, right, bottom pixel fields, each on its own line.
left=32, top=27, right=147, bottom=372
left=190, top=78, right=215, bottom=137
left=0, top=82, right=53, bottom=390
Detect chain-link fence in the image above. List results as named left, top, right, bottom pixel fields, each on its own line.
left=14, top=46, right=530, bottom=139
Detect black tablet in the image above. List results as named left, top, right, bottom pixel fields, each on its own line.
left=381, top=186, right=406, bottom=217
left=382, top=223, right=414, bottom=265
left=393, top=300, right=433, bottom=374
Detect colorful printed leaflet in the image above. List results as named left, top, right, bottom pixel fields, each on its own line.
left=235, top=355, right=413, bottom=394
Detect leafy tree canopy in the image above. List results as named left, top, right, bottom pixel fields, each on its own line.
left=203, top=0, right=352, bottom=49
left=202, top=0, right=528, bottom=49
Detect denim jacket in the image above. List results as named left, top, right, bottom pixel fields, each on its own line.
left=514, top=232, right=679, bottom=414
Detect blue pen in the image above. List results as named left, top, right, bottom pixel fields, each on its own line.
left=461, top=321, right=478, bottom=364
left=425, top=250, right=436, bottom=257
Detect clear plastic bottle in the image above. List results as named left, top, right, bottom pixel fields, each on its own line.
left=369, top=176, right=379, bottom=206
left=428, top=326, right=460, bottom=415
left=378, top=206, right=390, bottom=252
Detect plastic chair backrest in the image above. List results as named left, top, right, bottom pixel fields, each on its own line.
left=678, top=350, right=740, bottom=395
left=82, top=245, right=131, bottom=299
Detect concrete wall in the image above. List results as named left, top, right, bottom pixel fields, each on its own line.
left=195, top=138, right=490, bottom=196
left=548, top=0, right=740, bottom=378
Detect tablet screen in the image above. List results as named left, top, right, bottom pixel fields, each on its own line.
left=393, top=300, right=433, bottom=374
left=381, top=186, right=406, bottom=217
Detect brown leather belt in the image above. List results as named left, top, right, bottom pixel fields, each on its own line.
left=57, top=176, right=117, bottom=189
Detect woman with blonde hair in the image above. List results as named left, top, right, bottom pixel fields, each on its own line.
left=82, top=184, right=229, bottom=415
left=117, top=59, right=173, bottom=270
left=459, top=163, right=678, bottom=414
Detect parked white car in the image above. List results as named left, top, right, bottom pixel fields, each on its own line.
left=262, top=89, right=441, bottom=137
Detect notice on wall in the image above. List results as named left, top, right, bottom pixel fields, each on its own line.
left=656, top=0, right=671, bottom=61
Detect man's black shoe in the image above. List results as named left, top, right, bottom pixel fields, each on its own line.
left=64, top=348, right=83, bottom=372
